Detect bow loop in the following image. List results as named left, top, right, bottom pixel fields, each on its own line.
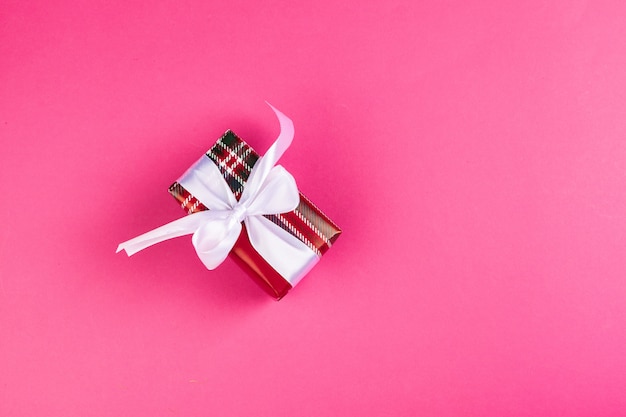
left=192, top=214, right=242, bottom=270
left=242, top=165, right=299, bottom=217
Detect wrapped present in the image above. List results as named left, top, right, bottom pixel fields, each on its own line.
left=117, top=105, right=341, bottom=299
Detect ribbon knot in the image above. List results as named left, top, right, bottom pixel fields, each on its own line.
left=230, top=203, right=248, bottom=224
left=116, top=103, right=320, bottom=284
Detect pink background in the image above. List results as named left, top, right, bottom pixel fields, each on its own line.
left=2, top=0, right=626, bottom=415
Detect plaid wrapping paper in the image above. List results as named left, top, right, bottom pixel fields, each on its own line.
left=168, top=130, right=341, bottom=298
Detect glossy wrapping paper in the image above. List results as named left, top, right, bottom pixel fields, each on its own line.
left=169, top=130, right=341, bottom=299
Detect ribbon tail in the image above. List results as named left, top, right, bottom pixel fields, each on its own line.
left=240, top=103, right=295, bottom=203
left=116, top=211, right=215, bottom=256
left=264, top=102, right=295, bottom=163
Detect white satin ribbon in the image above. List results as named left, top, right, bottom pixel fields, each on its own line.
left=117, top=103, right=319, bottom=285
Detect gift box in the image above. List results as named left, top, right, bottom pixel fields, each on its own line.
left=117, top=105, right=341, bottom=299
left=168, top=130, right=341, bottom=299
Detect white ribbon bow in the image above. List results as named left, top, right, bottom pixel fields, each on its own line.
left=117, top=104, right=319, bottom=284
